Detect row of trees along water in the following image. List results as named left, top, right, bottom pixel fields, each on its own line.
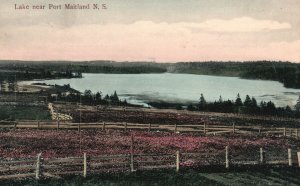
left=186, top=93, right=300, bottom=118
left=48, top=87, right=128, bottom=106
left=47, top=84, right=300, bottom=117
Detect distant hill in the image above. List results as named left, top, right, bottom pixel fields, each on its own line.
left=168, top=61, right=300, bottom=88
left=1, top=60, right=300, bottom=88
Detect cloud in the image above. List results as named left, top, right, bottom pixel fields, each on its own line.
left=184, top=17, right=291, bottom=32
left=0, top=18, right=298, bottom=62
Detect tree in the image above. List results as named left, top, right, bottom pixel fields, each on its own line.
left=84, top=89, right=92, bottom=97
left=251, top=97, right=258, bottom=108
left=83, top=89, right=93, bottom=104
left=218, top=96, right=223, bottom=103
left=104, top=94, right=110, bottom=100
left=187, top=104, right=195, bottom=111
left=286, top=105, right=292, bottom=112
left=198, top=93, right=206, bottom=111
left=295, top=96, right=300, bottom=112
left=110, top=91, right=119, bottom=104
left=95, top=91, right=102, bottom=103
left=244, top=95, right=251, bottom=107
left=266, top=101, right=276, bottom=115
left=235, top=93, right=243, bottom=106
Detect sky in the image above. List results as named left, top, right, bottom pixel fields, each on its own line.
left=0, top=0, right=300, bottom=62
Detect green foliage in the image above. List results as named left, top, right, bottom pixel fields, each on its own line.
left=182, top=93, right=295, bottom=117
left=235, top=93, right=243, bottom=107
left=198, top=93, right=206, bottom=111
left=187, top=104, right=196, bottom=111
left=244, top=95, right=251, bottom=107
left=110, top=91, right=120, bottom=104
left=169, top=61, right=300, bottom=88
left=294, top=96, right=300, bottom=111
left=2, top=60, right=300, bottom=88
left=175, top=104, right=183, bottom=110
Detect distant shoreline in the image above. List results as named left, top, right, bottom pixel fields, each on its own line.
left=1, top=60, right=300, bottom=89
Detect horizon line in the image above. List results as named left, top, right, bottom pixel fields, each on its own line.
left=0, top=59, right=298, bottom=64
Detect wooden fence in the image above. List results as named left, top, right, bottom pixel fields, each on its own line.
left=1, top=147, right=300, bottom=180
left=0, top=120, right=300, bottom=139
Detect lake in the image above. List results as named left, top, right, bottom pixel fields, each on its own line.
left=22, top=73, right=300, bottom=107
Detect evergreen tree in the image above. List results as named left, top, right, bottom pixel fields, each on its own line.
left=83, top=89, right=93, bottom=104
left=251, top=97, right=258, bottom=108
left=266, top=101, right=276, bottom=114
left=110, top=91, right=119, bottom=104
left=235, top=93, right=243, bottom=106
left=198, top=93, right=207, bottom=111
left=218, top=96, right=223, bottom=103
left=84, top=89, right=92, bottom=97
left=295, top=96, right=300, bottom=111
left=95, top=91, right=102, bottom=102
left=104, top=94, right=110, bottom=100
left=244, top=95, right=252, bottom=107
left=286, top=105, right=292, bottom=112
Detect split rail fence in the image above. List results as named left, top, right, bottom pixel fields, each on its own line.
left=0, top=120, right=300, bottom=139
left=1, top=147, right=300, bottom=180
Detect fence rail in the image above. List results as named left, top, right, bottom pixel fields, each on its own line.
left=0, top=120, right=299, bottom=139
left=1, top=147, right=300, bottom=180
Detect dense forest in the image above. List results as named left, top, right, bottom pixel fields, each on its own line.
left=1, top=60, right=300, bottom=88
left=168, top=61, right=300, bottom=88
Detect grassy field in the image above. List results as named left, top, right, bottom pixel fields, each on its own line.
left=0, top=129, right=293, bottom=158
left=0, top=105, right=51, bottom=121
left=2, top=167, right=300, bottom=186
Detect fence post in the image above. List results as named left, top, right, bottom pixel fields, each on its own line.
left=148, top=123, right=151, bottom=132
left=124, top=122, right=127, bottom=132
left=225, top=146, right=229, bottom=169
left=14, top=121, right=17, bottom=129
left=174, top=124, right=177, bottom=133
left=284, top=128, right=286, bottom=137
left=232, top=123, right=235, bottom=134
left=78, top=123, right=81, bottom=132
left=35, top=153, right=42, bottom=180
left=204, top=122, right=206, bottom=135
left=296, top=129, right=298, bottom=139
left=297, top=152, right=300, bottom=167
left=288, top=148, right=292, bottom=166
left=260, top=147, right=265, bottom=164
left=83, top=153, right=87, bottom=178
left=102, top=122, right=106, bottom=131
left=176, top=150, right=180, bottom=172
left=37, top=120, right=40, bottom=129
left=130, top=135, right=134, bottom=172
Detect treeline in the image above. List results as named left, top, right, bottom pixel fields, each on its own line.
left=2, top=60, right=300, bottom=88
left=73, top=65, right=166, bottom=74
left=0, top=60, right=167, bottom=75
left=48, top=86, right=128, bottom=106
left=0, top=70, right=81, bottom=82
left=168, top=61, right=300, bottom=88
left=186, top=93, right=299, bottom=118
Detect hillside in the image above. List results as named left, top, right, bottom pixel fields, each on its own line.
left=1, top=60, right=300, bottom=88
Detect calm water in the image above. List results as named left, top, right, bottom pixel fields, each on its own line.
left=23, top=73, right=300, bottom=107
